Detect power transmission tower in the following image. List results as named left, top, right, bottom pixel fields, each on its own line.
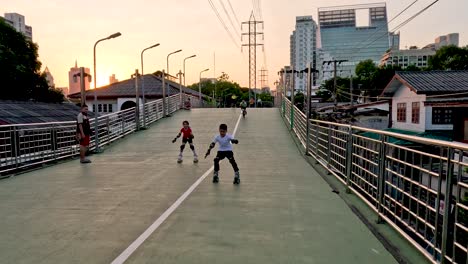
left=259, top=67, right=268, bottom=90
left=242, top=11, right=263, bottom=107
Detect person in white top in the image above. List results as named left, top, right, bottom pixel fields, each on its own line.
left=205, top=123, right=240, bottom=184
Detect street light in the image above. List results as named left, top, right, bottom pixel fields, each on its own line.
left=93, top=31, right=121, bottom=152
left=166, top=49, right=182, bottom=76
left=199, top=68, right=209, bottom=104
left=183, top=55, right=196, bottom=86
left=141, top=43, right=160, bottom=128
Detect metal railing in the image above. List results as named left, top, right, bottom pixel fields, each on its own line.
left=0, top=94, right=197, bottom=175
left=282, top=96, right=468, bottom=264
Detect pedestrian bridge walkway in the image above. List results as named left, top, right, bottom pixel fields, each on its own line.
left=0, top=108, right=429, bottom=263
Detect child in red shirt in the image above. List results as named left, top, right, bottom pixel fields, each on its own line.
left=172, top=120, right=198, bottom=163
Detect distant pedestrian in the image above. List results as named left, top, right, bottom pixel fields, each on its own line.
left=77, top=104, right=91, bottom=164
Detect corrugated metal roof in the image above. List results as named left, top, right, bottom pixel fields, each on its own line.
left=397, top=71, right=468, bottom=93
left=0, top=100, right=89, bottom=125
left=69, top=74, right=205, bottom=99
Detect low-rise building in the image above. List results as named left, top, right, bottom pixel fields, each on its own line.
left=380, top=48, right=436, bottom=69
left=68, top=74, right=205, bottom=114
left=381, top=70, right=468, bottom=143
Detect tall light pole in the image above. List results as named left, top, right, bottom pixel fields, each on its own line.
left=93, top=32, right=121, bottom=152
left=140, top=43, right=160, bottom=128
left=183, top=55, right=196, bottom=86
left=199, top=68, right=209, bottom=106
left=166, top=49, right=182, bottom=77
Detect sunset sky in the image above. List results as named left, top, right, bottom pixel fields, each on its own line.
left=2, top=0, right=467, bottom=89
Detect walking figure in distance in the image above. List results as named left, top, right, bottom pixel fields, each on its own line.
left=205, top=124, right=240, bottom=184
left=240, top=100, right=247, bottom=118
left=172, top=121, right=198, bottom=163
left=77, top=104, right=92, bottom=164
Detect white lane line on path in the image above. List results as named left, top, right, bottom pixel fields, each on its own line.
left=111, top=113, right=243, bottom=264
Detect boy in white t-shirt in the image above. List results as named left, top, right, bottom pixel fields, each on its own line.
left=205, top=123, right=240, bottom=184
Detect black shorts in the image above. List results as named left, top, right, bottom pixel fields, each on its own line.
left=182, top=137, right=193, bottom=144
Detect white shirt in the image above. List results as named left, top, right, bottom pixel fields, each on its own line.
left=213, top=134, right=234, bottom=151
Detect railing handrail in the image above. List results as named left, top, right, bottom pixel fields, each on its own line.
left=286, top=98, right=468, bottom=151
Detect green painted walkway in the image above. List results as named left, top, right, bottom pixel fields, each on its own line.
left=0, top=109, right=399, bottom=264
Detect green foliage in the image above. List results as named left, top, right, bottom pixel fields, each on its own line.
left=0, top=20, right=63, bottom=102
left=355, top=59, right=377, bottom=78
left=188, top=73, right=274, bottom=107
left=428, top=45, right=468, bottom=70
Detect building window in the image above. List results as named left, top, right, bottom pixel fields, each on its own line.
left=432, top=108, right=453, bottom=124
left=412, top=102, right=420, bottom=124
left=397, top=103, right=406, bottom=122
left=109, top=104, right=113, bottom=112
left=98, top=104, right=102, bottom=112
left=103, top=104, right=108, bottom=112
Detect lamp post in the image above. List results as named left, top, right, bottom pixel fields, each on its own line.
left=166, top=49, right=182, bottom=77
left=93, top=32, right=121, bottom=152
left=199, top=68, right=209, bottom=107
left=183, top=55, right=196, bottom=86
left=140, top=43, right=160, bottom=128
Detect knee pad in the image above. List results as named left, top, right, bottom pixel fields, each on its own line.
left=190, top=144, right=195, bottom=150
left=214, top=157, right=220, bottom=162
left=180, top=144, right=186, bottom=151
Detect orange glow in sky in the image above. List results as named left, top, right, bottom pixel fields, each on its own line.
left=2, top=0, right=467, bottom=90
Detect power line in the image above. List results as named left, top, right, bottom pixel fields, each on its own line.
left=357, top=0, right=441, bottom=53
left=226, top=0, right=241, bottom=26
left=218, top=0, right=240, bottom=37
left=207, top=0, right=240, bottom=49
left=350, top=0, right=419, bottom=52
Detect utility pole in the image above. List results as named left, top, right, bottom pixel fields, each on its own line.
left=323, top=59, right=347, bottom=108
left=177, top=70, right=183, bottom=107
left=242, top=11, right=263, bottom=108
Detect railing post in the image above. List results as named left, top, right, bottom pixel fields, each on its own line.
left=106, top=116, right=110, bottom=144
left=441, top=147, right=454, bottom=263
left=12, top=126, right=19, bottom=170
left=377, top=134, right=388, bottom=223
left=326, top=124, right=332, bottom=174
left=290, top=104, right=294, bottom=130
left=314, top=121, right=319, bottom=164
left=345, top=126, right=353, bottom=193
left=51, top=126, right=57, bottom=161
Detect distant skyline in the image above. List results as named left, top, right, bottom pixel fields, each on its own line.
left=2, top=0, right=467, bottom=90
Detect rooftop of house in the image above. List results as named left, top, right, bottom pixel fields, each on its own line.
left=382, top=70, right=468, bottom=96
left=0, top=100, right=89, bottom=125
left=69, top=74, right=206, bottom=99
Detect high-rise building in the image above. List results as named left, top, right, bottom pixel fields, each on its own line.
left=423, top=33, right=459, bottom=50
left=389, top=32, right=400, bottom=51
left=109, top=74, right=118, bottom=84
left=3, top=13, right=32, bottom=40
left=318, top=3, right=390, bottom=79
left=290, top=16, right=318, bottom=92
left=68, top=61, right=91, bottom=95
left=43, top=67, right=55, bottom=87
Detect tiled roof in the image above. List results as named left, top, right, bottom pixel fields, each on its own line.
left=69, top=74, right=205, bottom=99
left=0, top=100, right=89, bottom=125
left=397, top=71, right=468, bottom=93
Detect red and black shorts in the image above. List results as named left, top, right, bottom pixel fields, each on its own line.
left=182, top=137, right=193, bottom=144
left=80, top=136, right=90, bottom=147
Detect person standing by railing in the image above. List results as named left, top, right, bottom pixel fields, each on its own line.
left=77, top=105, right=92, bottom=164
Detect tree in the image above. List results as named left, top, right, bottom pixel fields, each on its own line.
left=188, top=73, right=248, bottom=107
left=0, top=20, right=63, bottom=102
left=428, top=45, right=468, bottom=70
left=355, top=59, right=377, bottom=79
